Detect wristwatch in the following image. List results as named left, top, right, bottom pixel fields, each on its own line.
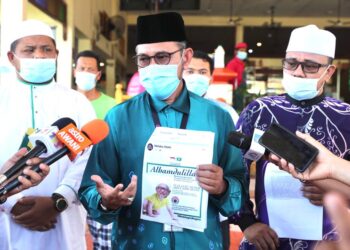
left=51, top=193, right=68, bottom=212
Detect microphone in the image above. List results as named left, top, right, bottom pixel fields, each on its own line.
left=0, top=119, right=109, bottom=198
left=0, top=117, right=76, bottom=185
left=228, top=128, right=266, bottom=161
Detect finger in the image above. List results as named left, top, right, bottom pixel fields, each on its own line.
left=21, top=169, right=43, bottom=185
left=254, top=237, right=269, bottom=250
left=38, top=164, right=50, bottom=176
left=26, top=157, right=43, bottom=166
left=324, top=193, right=350, bottom=244
left=122, top=175, right=138, bottom=195
left=267, top=229, right=279, bottom=248
left=17, top=197, right=36, bottom=206
left=11, top=148, right=28, bottom=163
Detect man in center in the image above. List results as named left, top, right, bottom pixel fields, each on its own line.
left=79, top=12, right=246, bottom=249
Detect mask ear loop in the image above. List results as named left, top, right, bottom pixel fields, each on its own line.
left=316, top=65, right=331, bottom=95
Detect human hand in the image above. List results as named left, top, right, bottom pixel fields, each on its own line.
left=301, top=182, right=325, bottom=206
left=196, top=164, right=227, bottom=195
left=11, top=196, right=58, bottom=231
left=91, top=175, right=137, bottom=210
left=1, top=149, right=50, bottom=198
left=243, top=222, right=279, bottom=250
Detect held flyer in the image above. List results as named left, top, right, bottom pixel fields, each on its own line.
left=140, top=127, right=215, bottom=232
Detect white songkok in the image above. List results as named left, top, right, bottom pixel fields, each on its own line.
left=9, top=19, right=55, bottom=45
left=286, top=24, right=336, bottom=58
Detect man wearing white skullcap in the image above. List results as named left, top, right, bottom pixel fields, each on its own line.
left=230, top=24, right=350, bottom=250
left=0, top=19, right=96, bottom=250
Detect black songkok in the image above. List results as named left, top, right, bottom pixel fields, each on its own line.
left=136, top=12, right=187, bottom=45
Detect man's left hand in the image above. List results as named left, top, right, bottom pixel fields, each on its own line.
left=11, top=196, right=58, bottom=231
left=196, top=164, right=227, bottom=195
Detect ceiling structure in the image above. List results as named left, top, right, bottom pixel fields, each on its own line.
left=194, top=0, right=350, bottom=18
left=123, top=0, right=350, bottom=26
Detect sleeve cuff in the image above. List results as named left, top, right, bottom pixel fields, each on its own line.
left=235, top=215, right=258, bottom=232
left=54, top=184, right=78, bottom=207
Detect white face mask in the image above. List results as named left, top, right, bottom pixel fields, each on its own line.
left=183, top=74, right=210, bottom=97
left=282, top=67, right=329, bottom=101
left=15, top=55, right=56, bottom=84
left=75, top=71, right=97, bottom=91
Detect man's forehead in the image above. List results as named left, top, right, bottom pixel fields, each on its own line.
left=188, top=58, right=210, bottom=70
left=136, top=41, right=179, bottom=54
left=17, top=35, right=55, bottom=46
left=285, top=51, right=328, bottom=62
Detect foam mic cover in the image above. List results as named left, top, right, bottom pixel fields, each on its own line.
left=228, top=131, right=252, bottom=150
left=81, top=119, right=110, bottom=144
left=0, top=117, right=76, bottom=185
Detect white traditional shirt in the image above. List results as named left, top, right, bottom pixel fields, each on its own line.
left=0, top=76, right=96, bottom=250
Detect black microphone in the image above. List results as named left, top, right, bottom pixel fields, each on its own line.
left=228, top=128, right=266, bottom=161
left=0, top=117, right=76, bottom=185
left=0, top=119, right=109, bottom=199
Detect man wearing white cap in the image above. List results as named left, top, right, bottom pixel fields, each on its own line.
left=0, top=19, right=95, bottom=250
left=230, top=25, right=350, bottom=249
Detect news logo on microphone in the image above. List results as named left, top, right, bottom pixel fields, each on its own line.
left=56, top=123, right=92, bottom=160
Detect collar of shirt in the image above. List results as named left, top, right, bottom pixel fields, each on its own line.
left=149, top=84, right=190, bottom=114
left=285, top=93, right=325, bottom=107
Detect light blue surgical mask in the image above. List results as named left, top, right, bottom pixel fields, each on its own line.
left=282, top=67, right=328, bottom=101
left=237, top=51, right=247, bottom=60
left=139, top=64, right=181, bottom=100
left=75, top=71, right=97, bottom=91
left=15, top=55, right=56, bottom=84
left=183, top=74, right=210, bottom=97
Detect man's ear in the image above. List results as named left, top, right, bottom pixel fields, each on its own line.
left=183, top=48, right=193, bottom=68
left=325, top=65, right=336, bottom=82
left=7, top=51, right=14, bottom=63
left=96, top=71, right=102, bottom=81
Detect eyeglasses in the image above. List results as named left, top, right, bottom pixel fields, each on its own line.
left=133, top=49, right=183, bottom=68
left=282, top=59, right=329, bottom=74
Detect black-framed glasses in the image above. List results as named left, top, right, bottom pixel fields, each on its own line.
left=282, top=59, right=329, bottom=74
left=133, top=49, right=183, bottom=68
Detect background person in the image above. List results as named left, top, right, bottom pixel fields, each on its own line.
left=74, top=49, right=115, bottom=250
left=74, top=50, right=115, bottom=120
left=230, top=24, right=350, bottom=250
left=226, top=42, right=248, bottom=112
left=79, top=12, right=246, bottom=249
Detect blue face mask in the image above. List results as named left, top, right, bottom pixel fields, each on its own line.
left=237, top=51, right=247, bottom=60
left=16, top=56, right=56, bottom=84
left=183, top=74, right=210, bottom=97
left=282, top=67, right=328, bottom=100
left=139, top=64, right=181, bottom=100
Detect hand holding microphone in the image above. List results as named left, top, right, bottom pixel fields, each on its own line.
left=0, top=118, right=109, bottom=199
left=0, top=149, right=50, bottom=202
left=0, top=117, right=76, bottom=185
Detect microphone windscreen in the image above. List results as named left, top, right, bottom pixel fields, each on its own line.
left=52, top=117, right=76, bottom=129
left=81, top=119, right=109, bottom=144
left=227, top=131, right=252, bottom=150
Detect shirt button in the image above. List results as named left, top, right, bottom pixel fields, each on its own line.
left=35, top=111, right=38, bottom=114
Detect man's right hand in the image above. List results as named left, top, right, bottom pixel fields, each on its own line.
left=91, top=175, right=137, bottom=210
left=243, top=222, right=279, bottom=250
